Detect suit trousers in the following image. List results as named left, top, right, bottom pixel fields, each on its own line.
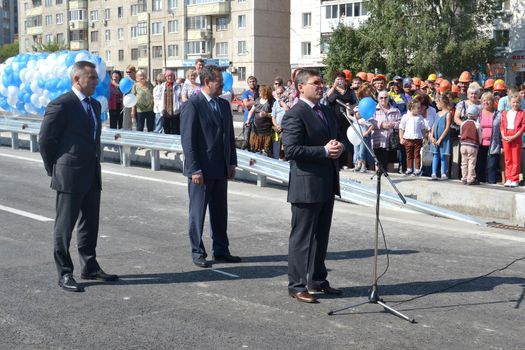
left=53, top=177, right=101, bottom=278
left=187, top=177, right=230, bottom=260
left=288, top=199, right=334, bottom=293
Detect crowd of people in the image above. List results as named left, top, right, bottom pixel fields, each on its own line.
left=106, top=58, right=525, bottom=188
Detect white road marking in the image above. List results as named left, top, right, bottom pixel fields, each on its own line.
left=0, top=153, right=42, bottom=163
left=0, top=204, right=54, bottom=222
left=211, top=269, right=240, bottom=278
left=101, top=170, right=187, bottom=187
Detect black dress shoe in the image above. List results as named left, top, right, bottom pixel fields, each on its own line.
left=213, top=254, right=242, bottom=263
left=58, top=274, right=84, bottom=292
left=309, top=285, right=343, bottom=295
left=80, top=269, right=118, bottom=281
left=193, top=256, right=211, bottom=268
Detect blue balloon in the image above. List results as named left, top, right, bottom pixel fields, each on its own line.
left=65, top=52, right=76, bottom=67
left=16, top=101, right=25, bottom=112
left=358, top=97, right=377, bottom=120
left=24, top=93, right=31, bottom=103
left=119, top=77, right=133, bottom=94
left=222, top=71, right=233, bottom=92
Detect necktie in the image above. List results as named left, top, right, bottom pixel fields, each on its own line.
left=313, top=104, right=327, bottom=124
left=84, top=97, right=97, bottom=140
left=210, top=98, right=219, bottom=114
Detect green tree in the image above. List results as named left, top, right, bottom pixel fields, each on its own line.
left=0, top=42, right=19, bottom=63
left=324, top=0, right=499, bottom=78
left=32, top=41, right=67, bottom=52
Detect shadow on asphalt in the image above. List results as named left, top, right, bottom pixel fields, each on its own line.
left=239, top=249, right=418, bottom=263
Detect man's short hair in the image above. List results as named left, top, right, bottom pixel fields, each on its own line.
left=126, top=64, right=136, bottom=72
left=195, top=58, right=205, bottom=65
left=274, top=76, right=284, bottom=85
left=294, top=69, right=319, bottom=91
left=247, top=75, right=257, bottom=83
left=70, top=61, right=96, bottom=81
left=200, top=65, right=221, bottom=84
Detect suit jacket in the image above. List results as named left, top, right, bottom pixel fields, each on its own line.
left=39, top=91, right=102, bottom=194
left=282, top=99, right=341, bottom=204
left=180, top=92, right=237, bottom=179
left=501, top=109, right=525, bottom=138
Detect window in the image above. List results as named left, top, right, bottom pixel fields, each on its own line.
left=152, top=0, right=162, bottom=11
left=302, top=12, right=311, bottom=27
left=25, top=16, right=42, bottom=28
left=45, top=15, right=52, bottom=25
left=130, top=4, right=139, bottom=15
left=139, top=44, right=148, bottom=58
left=186, top=0, right=227, bottom=4
left=301, top=41, right=311, bottom=56
left=238, top=40, right=247, bottom=55
left=152, top=46, right=162, bottom=58
left=90, top=30, right=98, bottom=42
left=105, top=29, right=110, bottom=41
left=131, top=48, right=139, bottom=60
left=494, top=30, right=510, bottom=47
left=325, top=5, right=338, bottom=19
left=238, top=15, right=246, bottom=29
left=118, top=6, right=124, bottom=18
left=118, top=49, right=124, bottom=61
left=186, top=41, right=210, bottom=55
left=237, top=67, right=246, bottom=81
left=90, top=10, right=98, bottom=21
left=137, top=21, right=147, bottom=36
left=56, top=0, right=62, bottom=4
left=56, top=13, right=64, bottom=24
left=45, top=34, right=53, bottom=43
left=168, top=0, right=178, bottom=9
left=216, top=17, right=228, bottom=30
left=69, top=10, right=86, bottom=21
left=353, top=2, right=361, bottom=17
left=152, top=22, right=162, bottom=35
left=105, top=50, right=111, bottom=62
left=104, top=8, right=110, bottom=20
left=91, top=51, right=99, bottom=57
left=168, top=20, right=178, bottom=33
left=44, top=0, right=52, bottom=6
left=118, top=28, right=124, bottom=40
left=168, top=44, right=178, bottom=57
left=186, top=16, right=208, bottom=30
left=56, top=32, right=64, bottom=43
left=70, top=30, right=87, bottom=41
left=216, top=42, right=228, bottom=56
left=238, top=0, right=246, bottom=3
left=131, top=26, right=138, bottom=38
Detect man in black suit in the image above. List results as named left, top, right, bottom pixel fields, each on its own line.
left=39, top=61, right=117, bottom=292
left=282, top=69, right=345, bottom=303
left=180, top=65, right=240, bottom=268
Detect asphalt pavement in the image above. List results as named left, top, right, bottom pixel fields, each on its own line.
left=0, top=146, right=524, bottom=350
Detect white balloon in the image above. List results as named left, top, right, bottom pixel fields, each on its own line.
left=0, top=83, right=7, bottom=95
left=12, top=62, right=19, bottom=72
left=123, top=94, right=137, bottom=108
left=7, top=94, right=17, bottom=106
left=346, top=125, right=362, bottom=146
left=5, top=57, right=14, bottom=65
left=19, top=68, right=28, bottom=83
left=0, top=63, right=5, bottom=74
left=96, top=96, right=108, bottom=113
left=26, top=60, right=36, bottom=69
left=30, top=80, right=41, bottom=93
left=39, top=95, right=47, bottom=108
left=7, top=86, right=19, bottom=98
left=31, top=93, right=40, bottom=108
left=75, top=52, right=90, bottom=62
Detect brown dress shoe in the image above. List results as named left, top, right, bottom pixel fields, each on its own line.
left=309, top=286, right=343, bottom=295
left=290, top=291, right=318, bottom=303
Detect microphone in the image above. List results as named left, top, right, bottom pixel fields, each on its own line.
left=334, top=99, right=353, bottom=111
left=334, top=99, right=356, bottom=124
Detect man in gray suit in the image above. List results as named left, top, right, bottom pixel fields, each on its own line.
left=282, top=69, right=345, bottom=303
left=39, top=61, right=117, bottom=292
left=180, top=65, right=240, bottom=268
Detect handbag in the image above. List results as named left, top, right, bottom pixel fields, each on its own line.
left=388, top=129, right=400, bottom=150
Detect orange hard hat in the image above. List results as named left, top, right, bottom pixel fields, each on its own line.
left=412, top=77, right=422, bottom=87
left=439, top=79, right=451, bottom=93
left=435, top=77, right=443, bottom=85
left=493, top=79, right=506, bottom=92
left=484, top=78, right=494, bottom=89
left=458, top=71, right=472, bottom=83
left=451, top=83, right=459, bottom=93
left=356, top=71, right=367, bottom=81
left=366, top=72, right=375, bottom=82
left=342, top=69, right=352, bottom=82
left=372, top=73, right=386, bottom=81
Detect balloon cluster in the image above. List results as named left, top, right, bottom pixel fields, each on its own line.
left=0, top=50, right=110, bottom=120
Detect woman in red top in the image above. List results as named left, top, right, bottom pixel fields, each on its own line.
left=500, top=94, right=525, bottom=187
left=108, top=70, right=123, bottom=129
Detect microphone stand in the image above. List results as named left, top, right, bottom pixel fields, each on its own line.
left=328, top=100, right=414, bottom=323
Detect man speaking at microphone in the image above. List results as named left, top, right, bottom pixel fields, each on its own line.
left=282, top=69, right=345, bottom=303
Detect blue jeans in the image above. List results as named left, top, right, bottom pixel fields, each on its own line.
left=432, top=149, right=448, bottom=176
left=354, top=136, right=372, bottom=162
left=487, top=153, right=500, bottom=184
left=154, top=112, right=164, bottom=133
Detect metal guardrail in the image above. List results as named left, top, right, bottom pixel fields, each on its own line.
left=0, top=115, right=484, bottom=225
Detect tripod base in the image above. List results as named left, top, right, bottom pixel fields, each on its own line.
left=328, top=289, right=415, bottom=323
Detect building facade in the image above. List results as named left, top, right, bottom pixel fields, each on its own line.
left=18, top=0, right=290, bottom=89
left=290, top=0, right=368, bottom=71
left=1, top=0, right=18, bottom=46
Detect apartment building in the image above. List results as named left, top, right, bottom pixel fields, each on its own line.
left=18, top=0, right=290, bottom=89
left=0, top=0, right=18, bottom=46
left=290, top=0, right=368, bottom=71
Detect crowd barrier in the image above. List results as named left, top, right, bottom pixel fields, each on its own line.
left=0, top=114, right=484, bottom=225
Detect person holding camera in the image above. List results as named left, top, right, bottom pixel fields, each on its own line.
left=271, top=85, right=290, bottom=159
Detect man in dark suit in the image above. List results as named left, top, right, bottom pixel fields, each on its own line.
left=180, top=65, right=240, bottom=268
left=39, top=61, right=117, bottom=292
left=282, top=69, right=345, bottom=303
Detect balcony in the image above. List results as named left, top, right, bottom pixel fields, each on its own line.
left=136, top=35, right=149, bottom=45
left=137, top=57, right=149, bottom=67
left=69, top=20, right=89, bottom=31
left=70, top=40, right=89, bottom=50
left=187, top=29, right=212, bottom=41
left=137, top=12, right=149, bottom=22
left=68, top=0, right=88, bottom=9
left=27, top=26, right=43, bottom=35
left=320, top=15, right=369, bottom=33
left=26, top=6, right=43, bottom=17
left=186, top=1, right=229, bottom=16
